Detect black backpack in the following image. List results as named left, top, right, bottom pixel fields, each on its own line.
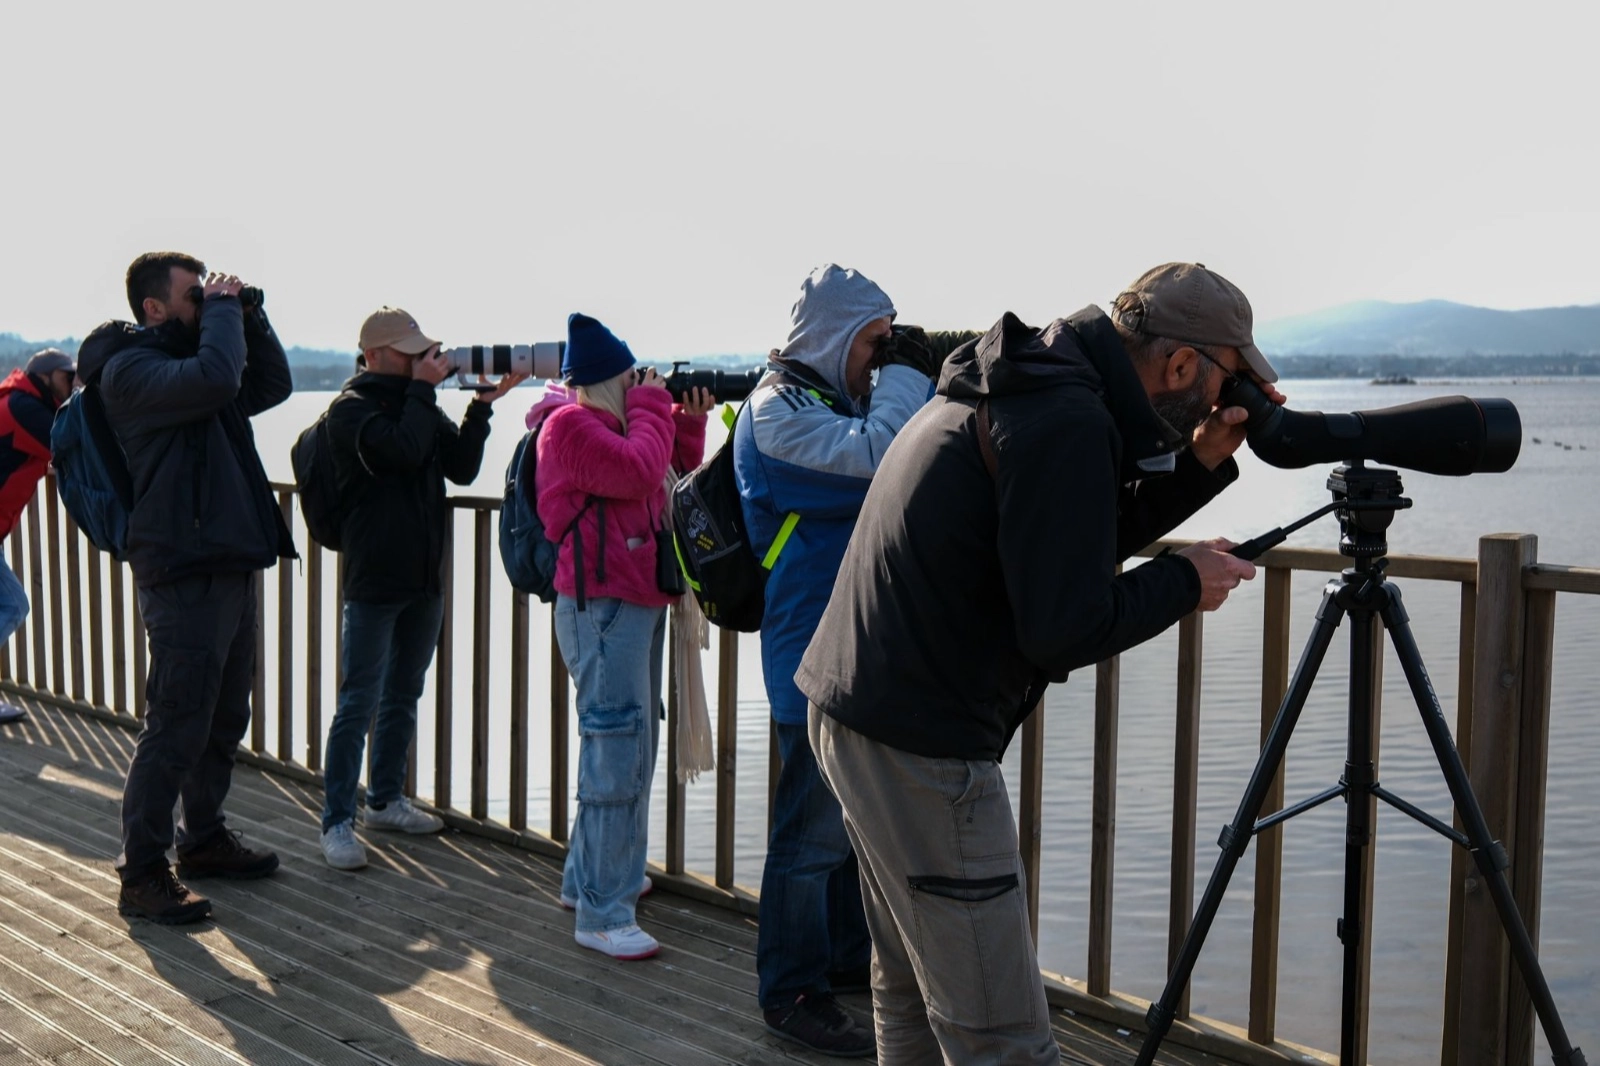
left=290, top=400, right=349, bottom=550
left=670, top=400, right=793, bottom=631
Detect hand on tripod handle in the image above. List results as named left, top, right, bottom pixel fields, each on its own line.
left=1177, top=538, right=1257, bottom=611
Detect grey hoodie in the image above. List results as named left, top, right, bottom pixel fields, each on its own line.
left=776, top=264, right=896, bottom=417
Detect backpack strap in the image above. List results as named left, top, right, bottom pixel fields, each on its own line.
left=975, top=399, right=999, bottom=480
left=564, top=495, right=598, bottom=611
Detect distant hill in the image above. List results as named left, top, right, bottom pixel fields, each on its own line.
left=1256, top=300, right=1600, bottom=356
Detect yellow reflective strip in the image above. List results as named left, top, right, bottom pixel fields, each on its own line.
left=670, top=530, right=701, bottom=592
left=762, top=512, right=800, bottom=570
left=721, top=403, right=737, bottom=430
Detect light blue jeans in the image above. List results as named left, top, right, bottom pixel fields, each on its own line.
left=0, top=558, right=28, bottom=647
left=321, top=596, right=445, bottom=832
left=554, top=594, right=665, bottom=933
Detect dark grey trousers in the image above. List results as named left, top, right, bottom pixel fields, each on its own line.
left=117, top=572, right=257, bottom=882
left=811, top=706, right=1058, bottom=1066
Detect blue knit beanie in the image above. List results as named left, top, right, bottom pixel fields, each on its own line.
left=562, top=313, right=637, bottom=386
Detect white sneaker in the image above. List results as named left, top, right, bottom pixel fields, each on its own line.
left=362, top=797, right=444, bottom=834
left=321, top=822, right=367, bottom=870
left=561, top=874, right=654, bottom=910
left=575, top=923, right=659, bottom=960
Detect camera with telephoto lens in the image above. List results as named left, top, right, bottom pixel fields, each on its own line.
left=637, top=361, right=764, bottom=404
left=438, top=343, right=566, bottom=390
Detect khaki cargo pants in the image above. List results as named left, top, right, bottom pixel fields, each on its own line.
left=810, top=706, right=1058, bottom=1066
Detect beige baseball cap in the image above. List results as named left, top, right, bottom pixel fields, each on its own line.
left=1110, top=263, right=1278, bottom=383
left=358, top=306, right=439, bottom=355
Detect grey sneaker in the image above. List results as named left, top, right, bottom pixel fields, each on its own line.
left=362, top=797, right=444, bottom=834
left=763, top=993, right=875, bottom=1058
left=321, top=821, right=367, bottom=870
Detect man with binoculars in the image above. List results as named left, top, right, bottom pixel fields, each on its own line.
left=798, top=263, right=1282, bottom=1063
left=735, top=263, right=941, bottom=1057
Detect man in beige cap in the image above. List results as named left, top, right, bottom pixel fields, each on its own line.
left=316, top=307, right=525, bottom=870
left=796, top=264, right=1284, bottom=1064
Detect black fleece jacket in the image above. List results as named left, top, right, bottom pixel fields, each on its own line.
left=81, top=298, right=295, bottom=587
left=324, top=372, right=492, bottom=604
left=796, top=306, right=1237, bottom=760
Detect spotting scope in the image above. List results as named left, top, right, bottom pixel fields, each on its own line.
left=1218, top=377, right=1522, bottom=477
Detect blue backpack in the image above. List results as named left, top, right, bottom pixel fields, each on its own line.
left=52, top=324, right=138, bottom=560
left=499, top=426, right=559, bottom=601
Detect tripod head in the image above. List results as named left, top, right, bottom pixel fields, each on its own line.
left=1328, top=461, right=1411, bottom=560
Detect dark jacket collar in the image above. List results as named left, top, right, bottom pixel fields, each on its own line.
left=1060, top=306, right=1185, bottom=477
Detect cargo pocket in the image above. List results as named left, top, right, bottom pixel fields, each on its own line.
left=907, top=872, right=1039, bottom=1031
left=575, top=703, right=645, bottom=806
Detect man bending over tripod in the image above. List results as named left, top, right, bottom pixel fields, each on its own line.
left=797, top=263, right=1283, bottom=1064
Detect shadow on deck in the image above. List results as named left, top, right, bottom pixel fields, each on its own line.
left=0, top=697, right=1228, bottom=1066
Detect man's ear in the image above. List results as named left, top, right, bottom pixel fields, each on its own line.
left=142, top=297, right=168, bottom=325
left=1166, top=346, right=1200, bottom=390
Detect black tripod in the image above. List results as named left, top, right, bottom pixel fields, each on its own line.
left=1135, top=462, right=1586, bottom=1066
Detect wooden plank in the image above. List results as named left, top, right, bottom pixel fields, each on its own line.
left=27, top=496, right=46, bottom=687
left=1440, top=580, right=1477, bottom=1066
left=109, top=561, right=126, bottom=716
left=1349, top=613, right=1384, bottom=1065
left=549, top=603, right=569, bottom=843
left=46, top=479, right=64, bottom=695
left=305, top=541, right=323, bottom=772
left=470, top=510, right=491, bottom=820
left=1169, top=612, right=1203, bottom=1020
left=1524, top=562, right=1600, bottom=594
left=1506, top=586, right=1556, bottom=1063
left=1087, top=654, right=1119, bottom=997
left=509, top=590, right=529, bottom=832
left=715, top=627, right=738, bottom=890
left=434, top=531, right=455, bottom=811
left=1456, top=533, right=1537, bottom=1063
left=131, top=568, right=146, bottom=718
left=64, top=515, right=84, bottom=701
left=277, top=492, right=295, bottom=763
left=250, top=569, right=266, bottom=753
left=86, top=544, right=104, bottom=709
left=1250, top=566, right=1293, bottom=1045
left=7, top=526, right=26, bottom=685
left=665, top=623, right=685, bottom=876
left=1016, top=702, right=1045, bottom=944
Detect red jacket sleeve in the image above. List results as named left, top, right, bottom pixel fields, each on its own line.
left=544, top=387, right=676, bottom=501
left=671, top=406, right=708, bottom=473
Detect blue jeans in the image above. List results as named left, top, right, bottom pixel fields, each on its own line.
left=321, top=596, right=445, bottom=831
left=0, top=558, right=28, bottom=647
left=554, top=595, right=664, bottom=934
left=757, top=720, right=872, bottom=1008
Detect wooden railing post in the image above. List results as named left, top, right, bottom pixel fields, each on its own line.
left=470, top=510, right=491, bottom=821
left=306, top=542, right=324, bottom=771
left=665, top=623, right=685, bottom=876
left=87, top=543, right=105, bottom=709
left=1250, top=566, right=1293, bottom=1044
left=549, top=604, right=569, bottom=843
left=1017, top=701, right=1045, bottom=945
left=509, top=590, right=530, bottom=832
left=1507, top=584, right=1556, bottom=1064
left=46, top=481, right=65, bottom=695
left=1440, top=581, right=1479, bottom=1066
left=1087, top=655, right=1120, bottom=997
left=433, top=525, right=456, bottom=811
left=1169, top=613, right=1203, bottom=1021
left=8, top=528, right=28, bottom=687
left=277, top=492, right=295, bottom=763
left=1454, top=533, right=1537, bottom=1064
left=714, top=628, right=738, bottom=890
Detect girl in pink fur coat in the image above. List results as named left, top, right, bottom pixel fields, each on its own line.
left=534, top=313, right=711, bottom=960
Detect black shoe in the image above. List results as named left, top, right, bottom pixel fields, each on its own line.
left=826, top=964, right=872, bottom=994
left=118, top=869, right=212, bottom=925
left=763, top=993, right=875, bottom=1058
left=176, top=830, right=280, bottom=880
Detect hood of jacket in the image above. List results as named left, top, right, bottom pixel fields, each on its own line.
left=939, top=305, right=1187, bottom=481
left=0, top=368, right=56, bottom=409
left=772, top=264, right=895, bottom=417
left=75, top=318, right=193, bottom=383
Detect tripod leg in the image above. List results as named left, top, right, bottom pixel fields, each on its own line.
left=1338, top=607, right=1378, bottom=1063
left=1381, top=589, right=1586, bottom=1066
left=1135, top=582, right=1348, bottom=1066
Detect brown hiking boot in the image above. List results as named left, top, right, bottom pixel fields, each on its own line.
left=118, top=869, right=212, bottom=925
left=176, top=829, right=280, bottom=880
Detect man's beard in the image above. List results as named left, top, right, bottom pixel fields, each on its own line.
left=1151, top=370, right=1214, bottom=440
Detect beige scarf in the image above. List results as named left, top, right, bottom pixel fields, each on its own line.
left=664, top=469, right=715, bottom=783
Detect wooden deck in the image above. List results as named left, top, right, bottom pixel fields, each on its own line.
left=0, top=696, right=1233, bottom=1066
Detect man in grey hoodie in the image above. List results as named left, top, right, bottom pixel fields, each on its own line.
left=733, top=264, right=939, bottom=1056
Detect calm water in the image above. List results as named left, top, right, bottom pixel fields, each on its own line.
left=250, top=379, right=1600, bottom=1060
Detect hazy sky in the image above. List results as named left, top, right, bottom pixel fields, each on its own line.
left=4, top=2, right=1596, bottom=356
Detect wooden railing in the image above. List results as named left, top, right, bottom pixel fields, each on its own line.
left=3, top=477, right=1595, bottom=1066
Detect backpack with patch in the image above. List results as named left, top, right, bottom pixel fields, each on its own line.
left=669, top=400, right=794, bottom=631
left=499, top=424, right=562, bottom=601
left=290, top=403, right=348, bottom=550
left=51, top=322, right=138, bottom=560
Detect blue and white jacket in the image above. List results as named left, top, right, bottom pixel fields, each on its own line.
left=733, top=264, right=932, bottom=724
